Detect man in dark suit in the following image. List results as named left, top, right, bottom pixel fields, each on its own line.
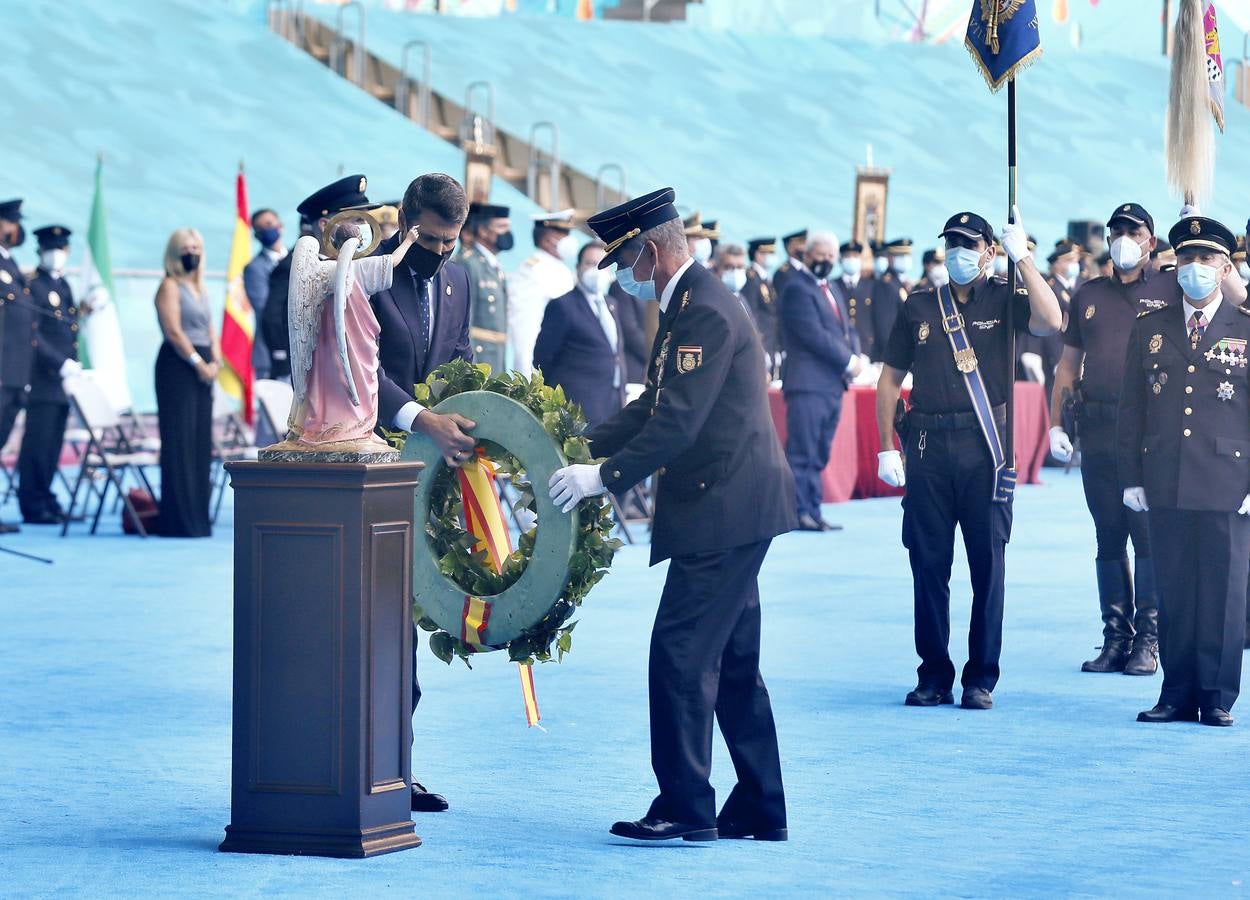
left=869, top=238, right=913, bottom=362
left=532, top=241, right=625, bottom=427
left=742, top=237, right=780, bottom=378
left=831, top=241, right=878, bottom=360
left=779, top=231, right=863, bottom=532
left=370, top=172, right=476, bottom=812
left=1119, top=216, right=1250, bottom=727
left=771, top=228, right=806, bottom=301
left=549, top=188, right=796, bottom=844
left=17, top=225, right=80, bottom=524
left=0, top=198, right=32, bottom=534
left=242, top=208, right=285, bottom=382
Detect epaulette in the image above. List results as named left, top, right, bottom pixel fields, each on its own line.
left=522, top=256, right=538, bottom=268
left=1160, top=263, right=1176, bottom=273
left=907, top=286, right=936, bottom=301
left=1137, top=306, right=1168, bottom=318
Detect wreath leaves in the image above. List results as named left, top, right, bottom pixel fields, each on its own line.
left=384, top=360, right=623, bottom=668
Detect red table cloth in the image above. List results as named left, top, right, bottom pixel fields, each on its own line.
left=768, top=382, right=1049, bottom=503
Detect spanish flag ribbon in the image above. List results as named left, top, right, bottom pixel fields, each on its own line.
left=456, top=452, right=542, bottom=728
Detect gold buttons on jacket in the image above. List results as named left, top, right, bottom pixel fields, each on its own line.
left=611, top=470, right=621, bottom=480
left=657, top=467, right=666, bottom=476
left=698, top=481, right=706, bottom=490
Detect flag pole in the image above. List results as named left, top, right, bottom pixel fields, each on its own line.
left=1005, top=76, right=1017, bottom=472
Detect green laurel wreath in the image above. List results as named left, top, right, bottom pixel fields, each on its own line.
left=383, top=359, right=623, bottom=667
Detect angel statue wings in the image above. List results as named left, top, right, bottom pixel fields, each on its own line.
left=264, top=209, right=419, bottom=461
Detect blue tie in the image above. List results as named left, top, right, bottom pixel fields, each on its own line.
left=413, top=272, right=432, bottom=372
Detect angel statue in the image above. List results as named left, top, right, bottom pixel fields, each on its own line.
left=260, top=209, right=418, bottom=462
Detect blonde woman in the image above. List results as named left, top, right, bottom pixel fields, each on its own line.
left=154, top=228, right=219, bottom=537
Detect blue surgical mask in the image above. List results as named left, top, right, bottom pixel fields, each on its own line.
left=1178, top=261, right=1223, bottom=301
left=946, top=247, right=986, bottom=285
left=616, top=248, right=657, bottom=302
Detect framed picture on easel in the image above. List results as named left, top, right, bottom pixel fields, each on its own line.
left=853, top=168, right=890, bottom=247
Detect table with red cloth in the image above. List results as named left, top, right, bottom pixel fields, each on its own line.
left=767, top=382, right=1050, bottom=503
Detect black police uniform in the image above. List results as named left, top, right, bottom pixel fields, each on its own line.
left=0, top=246, right=34, bottom=454
left=832, top=242, right=877, bottom=359
left=771, top=229, right=806, bottom=303
left=1118, top=216, right=1249, bottom=720
left=1063, top=203, right=1181, bottom=672
left=883, top=214, right=1035, bottom=697
left=17, top=227, right=79, bottom=521
left=869, top=239, right=914, bottom=363
left=742, top=238, right=780, bottom=371
left=587, top=188, right=796, bottom=837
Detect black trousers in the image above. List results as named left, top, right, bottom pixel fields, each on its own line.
left=155, top=343, right=213, bottom=538
left=902, top=426, right=1012, bottom=692
left=0, top=384, right=24, bottom=450
left=16, top=400, right=68, bottom=517
left=1079, top=421, right=1151, bottom=561
left=1148, top=508, right=1249, bottom=711
left=784, top=390, right=842, bottom=521
left=646, top=539, right=786, bottom=829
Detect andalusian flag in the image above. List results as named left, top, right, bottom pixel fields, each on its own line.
left=219, top=165, right=255, bottom=423
left=80, top=155, right=134, bottom=413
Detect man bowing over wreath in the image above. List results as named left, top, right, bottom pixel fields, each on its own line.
left=548, top=188, right=797, bottom=842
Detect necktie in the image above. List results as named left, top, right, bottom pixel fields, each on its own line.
left=590, top=294, right=621, bottom=388
left=1189, top=310, right=1206, bottom=349
left=412, top=272, right=433, bottom=369
left=820, top=281, right=846, bottom=335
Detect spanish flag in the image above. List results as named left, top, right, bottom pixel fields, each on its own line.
left=219, top=165, right=255, bottom=423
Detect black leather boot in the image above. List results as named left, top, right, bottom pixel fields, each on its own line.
left=1082, top=558, right=1134, bottom=673
left=1124, top=558, right=1159, bottom=676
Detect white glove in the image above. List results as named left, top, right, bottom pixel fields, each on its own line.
left=1238, top=495, right=1250, bottom=516
left=1001, top=206, right=1030, bottom=263
left=845, top=354, right=864, bottom=378
left=548, top=464, right=607, bottom=513
left=1019, top=351, right=1045, bottom=384
left=59, top=359, right=83, bottom=379
left=1123, top=487, right=1149, bottom=513
left=1048, top=426, right=1073, bottom=463
left=878, top=450, right=905, bottom=488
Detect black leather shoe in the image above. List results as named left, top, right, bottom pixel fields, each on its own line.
left=960, top=687, right=993, bottom=710
left=905, top=685, right=954, bottom=707
left=1200, top=707, right=1234, bottom=727
left=411, top=781, right=449, bottom=812
left=22, top=510, right=61, bottom=525
left=0, top=521, right=20, bottom=534
left=818, top=518, right=843, bottom=532
left=1136, top=703, right=1199, bottom=723
left=716, top=819, right=788, bottom=841
left=609, top=817, right=717, bottom=842
left=797, top=515, right=825, bottom=532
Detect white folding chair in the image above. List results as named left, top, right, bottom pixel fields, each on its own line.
left=253, top=378, right=294, bottom=445
left=210, top=383, right=259, bottom=523
left=60, top=373, right=159, bottom=537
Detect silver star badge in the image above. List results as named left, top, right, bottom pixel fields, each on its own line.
left=1218, top=381, right=1235, bottom=402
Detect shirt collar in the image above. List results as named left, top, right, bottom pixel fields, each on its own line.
left=0, top=244, right=9, bottom=260
left=476, top=243, right=498, bottom=269
left=264, top=246, right=286, bottom=263
left=1184, top=294, right=1222, bottom=325
left=660, top=257, right=697, bottom=313
left=789, top=256, right=806, bottom=272
left=752, top=261, right=768, bottom=278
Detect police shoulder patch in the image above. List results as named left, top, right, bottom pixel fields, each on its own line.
left=676, top=345, right=703, bottom=373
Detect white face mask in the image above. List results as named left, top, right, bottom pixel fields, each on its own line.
left=1239, top=261, right=1250, bottom=285
left=993, top=254, right=1009, bottom=276
left=929, top=264, right=949, bottom=287
left=579, top=266, right=605, bottom=295
left=1110, top=235, right=1145, bottom=271
left=41, top=249, right=68, bottom=273
left=892, top=255, right=912, bottom=274
left=721, top=268, right=747, bottom=293
left=1177, top=261, right=1224, bottom=301
left=760, top=253, right=775, bottom=271
left=693, top=238, right=713, bottom=263
left=841, top=257, right=861, bottom=279
left=946, top=247, right=987, bottom=285
left=874, top=256, right=889, bottom=275
left=556, top=234, right=579, bottom=262
left=1065, top=260, right=1081, bottom=280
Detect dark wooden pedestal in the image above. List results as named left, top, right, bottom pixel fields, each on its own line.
left=219, top=461, right=424, bottom=858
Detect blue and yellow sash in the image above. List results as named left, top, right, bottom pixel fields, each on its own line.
left=936, top=284, right=1016, bottom=503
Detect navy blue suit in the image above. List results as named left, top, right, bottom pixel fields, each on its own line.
left=778, top=269, right=858, bottom=521
left=533, top=286, right=626, bottom=427
left=371, top=231, right=473, bottom=428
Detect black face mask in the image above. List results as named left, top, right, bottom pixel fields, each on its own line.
left=494, top=230, right=515, bottom=253
left=809, top=259, right=834, bottom=280
left=180, top=252, right=201, bottom=272
left=405, top=241, right=453, bottom=280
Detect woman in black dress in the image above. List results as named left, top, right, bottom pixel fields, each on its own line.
left=154, top=228, right=219, bottom=537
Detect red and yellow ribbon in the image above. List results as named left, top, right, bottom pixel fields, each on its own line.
left=456, top=452, right=541, bottom=727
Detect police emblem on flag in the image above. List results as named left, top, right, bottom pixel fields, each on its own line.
left=677, top=346, right=702, bottom=373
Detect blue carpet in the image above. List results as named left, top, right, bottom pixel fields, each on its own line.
left=2, top=473, right=1248, bottom=897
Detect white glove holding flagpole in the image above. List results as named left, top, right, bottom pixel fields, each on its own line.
left=1001, top=206, right=1030, bottom=263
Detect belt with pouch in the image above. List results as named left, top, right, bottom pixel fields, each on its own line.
left=909, top=403, right=1006, bottom=432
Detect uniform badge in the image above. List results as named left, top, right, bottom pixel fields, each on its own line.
left=1084, top=305, right=1095, bottom=321
left=1218, top=381, right=1236, bottom=402
left=918, top=321, right=930, bottom=343
left=0, top=270, right=10, bottom=284
left=47, top=290, right=60, bottom=308
left=1205, top=338, right=1248, bottom=367
left=1122, top=204, right=1132, bottom=213
left=1148, top=334, right=1163, bottom=354
left=445, top=284, right=452, bottom=296
left=676, top=346, right=703, bottom=373
left=960, top=214, right=970, bottom=224
left=1190, top=220, right=1202, bottom=235
left=898, top=287, right=906, bottom=302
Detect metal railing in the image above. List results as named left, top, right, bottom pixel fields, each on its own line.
left=595, top=164, right=627, bottom=210
left=396, top=39, right=432, bottom=128
left=527, top=122, right=561, bottom=210
left=330, top=1, right=366, bottom=86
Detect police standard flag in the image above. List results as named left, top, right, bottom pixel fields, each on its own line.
left=966, top=0, right=1044, bottom=93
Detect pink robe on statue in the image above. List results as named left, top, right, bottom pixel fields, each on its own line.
left=297, top=255, right=392, bottom=446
